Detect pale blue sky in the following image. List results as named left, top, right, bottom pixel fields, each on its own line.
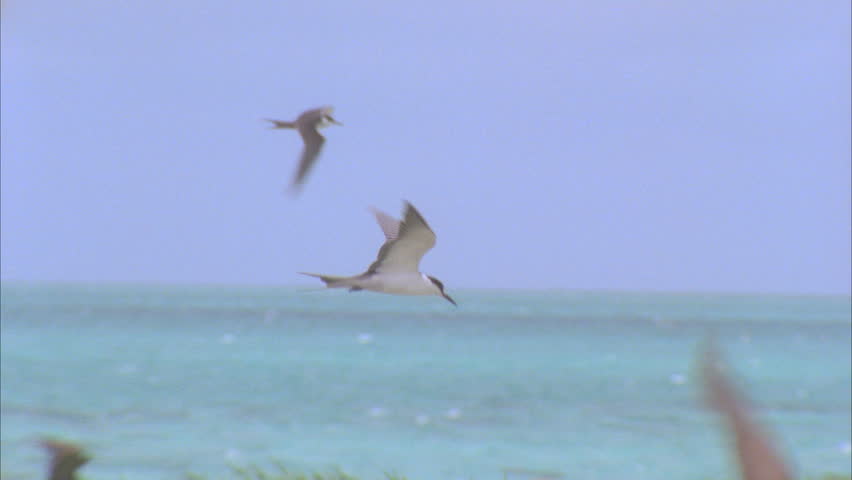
left=1, top=1, right=850, bottom=294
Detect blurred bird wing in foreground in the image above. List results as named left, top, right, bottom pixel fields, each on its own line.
left=699, top=339, right=794, bottom=480
left=41, top=438, right=89, bottom=480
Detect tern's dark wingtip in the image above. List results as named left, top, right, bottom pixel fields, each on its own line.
left=402, top=200, right=420, bottom=215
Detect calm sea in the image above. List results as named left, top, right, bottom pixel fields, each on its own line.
left=1, top=283, right=850, bottom=480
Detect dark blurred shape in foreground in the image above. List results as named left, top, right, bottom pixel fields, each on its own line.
left=700, top=340, right=794, bottom=480
left=40, top=438, right=90, bottom=480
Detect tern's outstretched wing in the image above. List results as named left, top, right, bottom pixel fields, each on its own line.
left=370, top=207, right=401, bottom=241
left=367, top=202, right=436, bottom=274
left=290, top=123, right=325, bottom=190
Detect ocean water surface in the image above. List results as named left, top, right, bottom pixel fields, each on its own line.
left=1, top=284, right=850, bottom=479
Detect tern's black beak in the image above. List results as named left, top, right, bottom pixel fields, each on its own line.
left=326, top=115, right=343, bottom=126
left=442, top=293, right=457, bottom=307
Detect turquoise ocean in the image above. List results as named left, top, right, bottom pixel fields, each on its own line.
left=1, top=283, right=850, bottom=480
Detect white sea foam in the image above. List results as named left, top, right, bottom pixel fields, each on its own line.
left=368, top=406, right=387, bottom=417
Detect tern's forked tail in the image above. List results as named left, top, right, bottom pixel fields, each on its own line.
left=266, top=119, right=297, bottom=129
left=299, top=272, right=357, bottom=289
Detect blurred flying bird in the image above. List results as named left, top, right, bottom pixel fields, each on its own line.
left=266, top=106, right=342, bottom=193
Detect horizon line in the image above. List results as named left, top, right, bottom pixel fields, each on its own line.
left=1, top=279, right=849, bottom=299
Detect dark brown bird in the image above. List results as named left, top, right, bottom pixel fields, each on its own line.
left=266, top=106, right=342, bottom=193
left=40, top=438, right=90, bottom=480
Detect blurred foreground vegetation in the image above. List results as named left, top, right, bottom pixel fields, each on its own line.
left=185, top=463, right=407, bottom=480
left=26, top=436, right=852, bottom=480
left=179, top=462, right=852, bottom=480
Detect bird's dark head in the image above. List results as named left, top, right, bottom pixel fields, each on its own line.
left=427, top=275, right=456, bottom=306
